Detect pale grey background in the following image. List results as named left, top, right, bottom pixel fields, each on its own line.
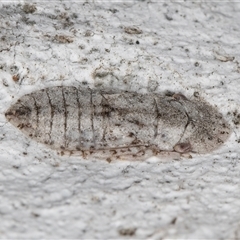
left=0, top=1, right=239, bottom=238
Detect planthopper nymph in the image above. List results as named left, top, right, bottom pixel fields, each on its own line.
left=5, top=86, right=231, bottom=159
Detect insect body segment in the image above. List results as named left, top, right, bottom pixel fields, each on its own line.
left=5, top=86, right=231, bottom=156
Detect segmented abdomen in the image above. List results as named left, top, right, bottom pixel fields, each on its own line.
left=26, top=87, right=187, bottom=151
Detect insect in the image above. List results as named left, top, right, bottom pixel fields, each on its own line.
left=5, top=86, right=231, bottom=159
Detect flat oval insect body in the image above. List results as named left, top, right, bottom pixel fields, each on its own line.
left=5, top=86, right=231, bottom=157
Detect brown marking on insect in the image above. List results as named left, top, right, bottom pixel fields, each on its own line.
left=172, top=93, right=188, bottom=101
left=110, top=150, right=117, bottom=155
left=173, top=142, right=192, bottom=153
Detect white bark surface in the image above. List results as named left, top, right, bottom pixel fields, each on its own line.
left=0, top=1, right=240, bottom=239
